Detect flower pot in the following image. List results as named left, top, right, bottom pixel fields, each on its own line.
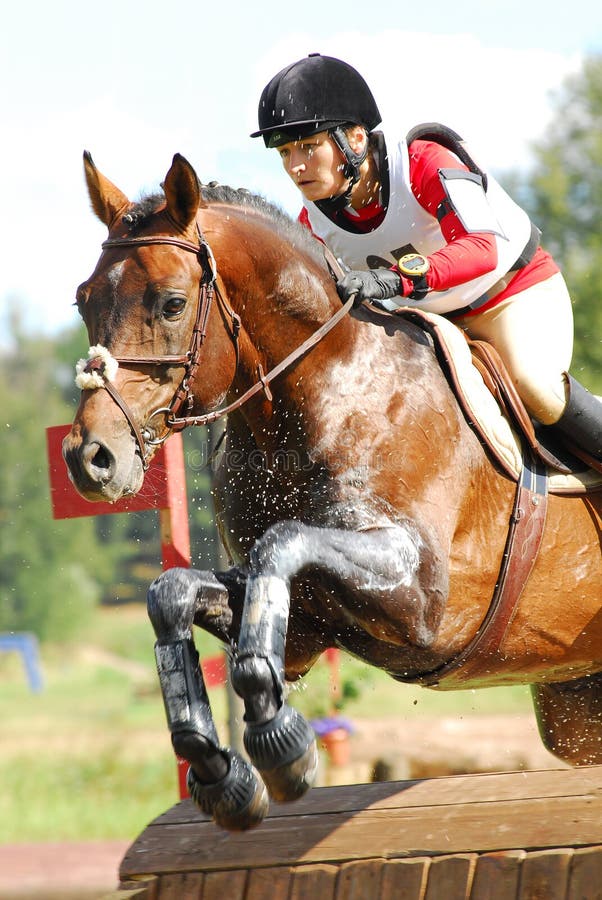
left=320, top=727, right=351, bottom=767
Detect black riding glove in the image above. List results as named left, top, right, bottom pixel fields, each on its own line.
left=336, top=269, right=402, bottom=307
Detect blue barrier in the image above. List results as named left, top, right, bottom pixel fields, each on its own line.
left=0, top=633, right=44, bottom=693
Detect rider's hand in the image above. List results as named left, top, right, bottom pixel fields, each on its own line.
left=336, top=269, right=402, bottom=307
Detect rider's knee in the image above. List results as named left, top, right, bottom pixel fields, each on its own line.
left=514, top=369, right=567, bottom=424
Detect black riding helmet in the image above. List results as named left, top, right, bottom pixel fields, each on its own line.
left=251, top=53, right=381, bottom=145
left=251, top=54, right=382, bottom=211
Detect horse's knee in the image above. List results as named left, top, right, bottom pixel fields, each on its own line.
left=147, top=567, right=227, bottom=640
left=532, top=677, right=602, bottom=765
left=249, top=520, right=308, bottom=579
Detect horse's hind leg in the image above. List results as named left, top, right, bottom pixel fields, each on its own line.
left=532, top=672, right=602, bottom=765
left=147, top=566, right=268, bottom=830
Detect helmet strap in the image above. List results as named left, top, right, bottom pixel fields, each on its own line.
left=330, top=126, right=368, bottom=180
left=315, top=126, right=368, bottom=216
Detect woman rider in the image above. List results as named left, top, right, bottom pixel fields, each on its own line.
left=251, top=53, right=601, bottom=464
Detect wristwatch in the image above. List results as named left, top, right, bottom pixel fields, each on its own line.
left=396, top=253, right=430, bottom=300
left=397, top=253, right=429, bottom=278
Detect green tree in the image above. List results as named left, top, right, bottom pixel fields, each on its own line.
left=515, top=55, right=602, bottom=393
left=0, top=314, right=110, bottom=640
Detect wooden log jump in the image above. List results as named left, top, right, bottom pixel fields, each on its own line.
left=110, top=764, right=602, bottom=899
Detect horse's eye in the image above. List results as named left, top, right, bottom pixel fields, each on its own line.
left=162, top=296, right=187, bottom=319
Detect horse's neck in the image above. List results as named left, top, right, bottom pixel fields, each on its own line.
left=208, top=206, right=459, bottom=459
left=216, top=219, right=352, bottom=405
left=225, top=285, right=356, bottom=458
left=208, top=202, right=341, bottom=345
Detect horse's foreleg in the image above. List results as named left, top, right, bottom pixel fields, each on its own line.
left=231, top=518, right=444, bottom=802
left=531, top=673, right=602, bottom=765
left=232, top=565, right=319, bottom=803
left=147, top=566, right=268, bottom=829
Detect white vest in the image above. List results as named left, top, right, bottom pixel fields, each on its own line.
left=303, top=125, right=532, bottom=315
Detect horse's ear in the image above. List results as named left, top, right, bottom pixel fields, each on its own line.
left=163, top=153, right=206, bottom=231
left=83, top=151, right=130, bottom=228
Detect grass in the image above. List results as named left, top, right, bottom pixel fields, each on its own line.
left=0, top=604, right=534, bottom=842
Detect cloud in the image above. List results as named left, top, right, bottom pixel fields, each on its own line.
left=0, top=30, right=582, bottom=344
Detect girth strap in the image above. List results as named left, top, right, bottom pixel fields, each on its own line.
left=415, top=450, right=549, bottom=687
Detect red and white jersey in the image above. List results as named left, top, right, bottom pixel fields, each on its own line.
left=300, top=126, right=558, bottom=316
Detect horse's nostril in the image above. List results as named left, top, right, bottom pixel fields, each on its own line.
left=92, top=444, right=111, bottom=471
left=82, top=440, right=114, bottom=476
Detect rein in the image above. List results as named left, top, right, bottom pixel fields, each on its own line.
left=168, top=292, right=355, bottom=429
left=80, top=228, right=354, bottom=468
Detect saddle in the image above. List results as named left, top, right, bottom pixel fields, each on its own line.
left=467, top=339, right=560, bottom=467
left=397, top=308, right=602, bottom=494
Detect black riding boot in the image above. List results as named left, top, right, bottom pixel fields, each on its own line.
left=554, top=374, right=602, bottom=462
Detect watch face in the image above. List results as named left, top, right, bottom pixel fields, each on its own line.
left=398, top=253, right=429, bottom=277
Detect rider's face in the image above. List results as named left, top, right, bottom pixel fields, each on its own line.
left=277, top=133, right=348, bottom=202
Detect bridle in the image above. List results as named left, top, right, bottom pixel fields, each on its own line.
left=80, top=225, right=354, bottom=469
left=80, top=228, right=237, bottom=470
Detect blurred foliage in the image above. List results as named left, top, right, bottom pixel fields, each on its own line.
left=0, top=316, right=101, bottom=640
left=504, top=54, right=602, bottom=393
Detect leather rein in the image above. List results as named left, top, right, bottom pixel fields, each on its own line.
left=83, top=228, right=354, bottom=469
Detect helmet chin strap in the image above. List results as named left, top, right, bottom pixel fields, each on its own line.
left=315, top=126, right=368, bottom=216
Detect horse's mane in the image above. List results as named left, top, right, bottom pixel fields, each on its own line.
left=126, top=182, right=327, bottom=269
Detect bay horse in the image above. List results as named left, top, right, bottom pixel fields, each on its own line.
left=63, top=152, right=602, bottom=831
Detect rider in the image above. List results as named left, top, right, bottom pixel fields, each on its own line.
left=251, top=53, right=601, bottom=464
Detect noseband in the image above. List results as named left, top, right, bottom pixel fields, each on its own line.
left=80, top=228, right=354, bottom=469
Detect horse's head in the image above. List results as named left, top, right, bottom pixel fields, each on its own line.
left=63, top=153, right=238, bottom=502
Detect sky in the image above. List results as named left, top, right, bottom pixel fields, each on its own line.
left=1, top=0, right=600, bottom=345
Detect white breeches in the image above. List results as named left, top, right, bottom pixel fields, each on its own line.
left=455, top=273, right=574, bottom=424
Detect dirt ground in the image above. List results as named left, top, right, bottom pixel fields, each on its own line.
left=0, top=713, right=567, bottom=899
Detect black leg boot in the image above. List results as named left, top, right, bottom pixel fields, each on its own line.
left=554, top=374, right=602, bottom=465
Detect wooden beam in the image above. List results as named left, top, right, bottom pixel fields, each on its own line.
left=120, top=766, right=602, bottom=882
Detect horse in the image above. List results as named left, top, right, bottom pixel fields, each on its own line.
left=63, top=152, right=602, bottom=831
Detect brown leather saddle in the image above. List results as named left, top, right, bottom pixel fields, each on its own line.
left=400, top=308, right=601, bottom=480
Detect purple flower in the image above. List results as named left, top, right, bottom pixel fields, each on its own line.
left=309, top=716, right=354, bottom=736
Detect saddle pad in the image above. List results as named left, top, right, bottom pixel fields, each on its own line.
left=411, top=311, right=600, bottom=494
left=422, top=311, right=522, bottom=477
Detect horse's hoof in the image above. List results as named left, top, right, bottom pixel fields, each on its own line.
left=260, top=739, right=319, bottom=802
left=186, top=750, right=269, bottom=831
left=243, top=704, right=318, bottom=802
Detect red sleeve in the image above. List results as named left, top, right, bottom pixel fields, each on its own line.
left=407, top=140, right=497, bottom=293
